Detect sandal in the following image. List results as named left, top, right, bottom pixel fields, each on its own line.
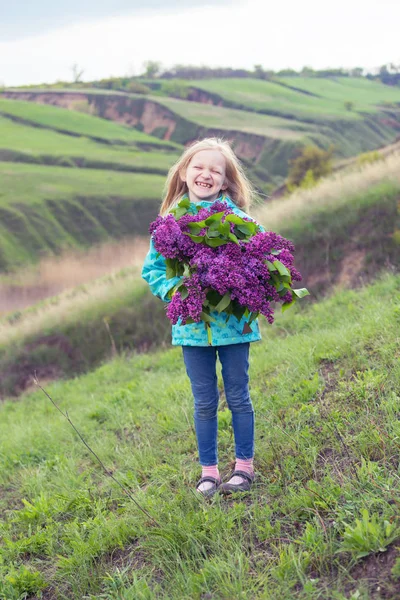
left=196, top=476, right=221, bottom=498
left=219, top=470, right=254, bottom=495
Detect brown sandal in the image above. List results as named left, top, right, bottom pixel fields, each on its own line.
left=219, top=470, right=254, bottom=495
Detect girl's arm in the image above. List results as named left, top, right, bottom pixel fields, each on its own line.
left=141, top=238, right=181, bottom=302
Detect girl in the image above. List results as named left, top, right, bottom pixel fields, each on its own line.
left=142, top=138, right=262, bottom=497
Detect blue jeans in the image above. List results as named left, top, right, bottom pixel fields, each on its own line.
left=182, top=343, right=254, bottom=466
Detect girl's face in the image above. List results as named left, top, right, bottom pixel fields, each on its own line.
left=181, top=149, right=228, bottom=203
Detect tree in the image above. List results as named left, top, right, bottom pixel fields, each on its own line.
left=253, top=64, right=265, bottom=79
left=142, top=61, right=162, bottom=79
left=344, top=100, right=354, bottom=111
left=287, top=145, right=334, bottom=190
left=71, top=63, right=84, bottom=83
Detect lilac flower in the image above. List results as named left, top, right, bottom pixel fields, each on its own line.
left=149, top=201, right=307, bottom=327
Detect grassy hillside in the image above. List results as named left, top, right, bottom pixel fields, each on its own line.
left=0, top=274, right=399, bottom=599
left=1, top=153, right=398, bottom=398
left=0, top=162, right=165, bottom=271
left=0, top=97, right=178, bottom=149
left=149, top=95, right=312, bottom=138
left=0, top=116, right=179, bottom=172
left=180, top=77, right=400, bottom=118
left=0, top=98, right=183, bottom=272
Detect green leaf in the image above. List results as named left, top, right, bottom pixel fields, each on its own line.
left=236, top=222, right=257, bottom=235
left=232, top=304, right=246, bottom=322
left=293, top=288, right=310, bottom=298
left=228, top=232, right=240, bottom=245
left=217, top=221, right=230, bottom=236
left=187, top=223, right=203, bottom=233
left=248, top=311, right=259, bottom=325
left=165, top=258, right=177, bottom=280
left=282, top=297, right=297, bottom=312
left=273, top=260, right=290, bottom=277
left=184, top=233, right=205, bottom=243
left=206, top=290, right=223, bottom=307
left=200, top=311, right=216, bottom=323
left=173, top=207, right=188, bottom=219
left=270, top=249, right=280, bottom=255
left=215, top=293, right=231, bottom=313
left=178, top=198, right=191, bottom=209
left=206, top=230, right=221, bottom=238
left=224, top=213, right=246, bottom=225
left=206, top=238, right=228, bottom=247
left=265, top=260, right=275, bottom=271
left=180, top=287, right=189, bottom=300
left=204, top=211, right=225, bottom=225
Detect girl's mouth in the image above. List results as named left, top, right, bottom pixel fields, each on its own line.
left=196, top=182, right=212, bottom=189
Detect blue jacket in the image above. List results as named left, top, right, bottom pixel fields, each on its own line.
left=141, top=196, right=262, bottom=347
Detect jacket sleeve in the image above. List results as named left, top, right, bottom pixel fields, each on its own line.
left=141, top=238, right=182, bottom=302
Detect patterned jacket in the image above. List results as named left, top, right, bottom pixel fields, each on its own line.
left=141, top=196, right=262, bottom=347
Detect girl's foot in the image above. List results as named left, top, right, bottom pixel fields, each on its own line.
left=196, top=476, right=221, bottom=498
left=219, top=470, right=254, bottom=495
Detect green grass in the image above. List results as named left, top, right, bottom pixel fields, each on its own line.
left=0, top=116, right=179, bottom=172
left=0, top=97, right=177, bottom=148
left=149, top=95, right=312, bottom=139
left=0, top=162, right=164, bottom=270
left=278, top=77, right=400, bottom=111
left=184, top=78, right=362, bottom=121
left=0, top=161, right=164, bottom=206
left=0, top=274, right=399, bottom=598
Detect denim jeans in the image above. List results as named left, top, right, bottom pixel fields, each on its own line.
left=182, top=343, right=254, bottom=466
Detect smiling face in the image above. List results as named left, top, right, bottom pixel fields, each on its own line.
left=181, top=149, right=228, bottom=203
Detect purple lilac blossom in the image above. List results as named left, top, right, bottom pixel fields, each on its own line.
left=150, top=204, right=303, bottom=326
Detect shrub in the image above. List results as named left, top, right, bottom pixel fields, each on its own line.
left=357, top=150, right=383, bottom=166
left=126, top=80, right=151, bottom=94
left=287, top=145, right=334, bottom=191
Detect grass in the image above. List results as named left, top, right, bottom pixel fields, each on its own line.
left=0, top=273, right=399, bottom=598
left=0, top=237, right=149, bottom=313
left=278, top=77, right=400, bottom=111
left=0, top=162, right=165, bottom=270
left=254, top=152, right=400, bottom=232
left=0, top=97, right=177, bottom=148
left=0, top=116, right=179, bottom=172
left=150, top=95, right=311, bottom=139
left=183, top=78, right=362, bottom=120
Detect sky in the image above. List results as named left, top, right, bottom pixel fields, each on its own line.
left=1, top=0, right=399, bottom=86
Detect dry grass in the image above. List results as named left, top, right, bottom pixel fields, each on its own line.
left=0, top=237, right=149, bottom=313
left=0, top=267, right=147, bottom=349
left=253, top=151, right=400, bottom=231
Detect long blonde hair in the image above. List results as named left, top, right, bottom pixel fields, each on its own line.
left=160, top=138, right=256, bottom=215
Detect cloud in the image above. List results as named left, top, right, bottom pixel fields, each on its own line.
left=1, top=0, right=238, bottom=41
left=0, top=0, right=398, bottom=87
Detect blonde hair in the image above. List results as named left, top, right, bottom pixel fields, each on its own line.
left=160, top=137, right=256, bottom=215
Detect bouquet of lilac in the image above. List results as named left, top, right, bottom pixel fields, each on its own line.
left=150, top=197, right=309, bottom=335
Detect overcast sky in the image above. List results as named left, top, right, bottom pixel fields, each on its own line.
left=1, top=0, right=399, bottom=86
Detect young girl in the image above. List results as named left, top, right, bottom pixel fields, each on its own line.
left=142, top=138, right=262, bottom=497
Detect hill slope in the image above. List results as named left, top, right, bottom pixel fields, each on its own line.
left=0, top=274, right=399, bottom=598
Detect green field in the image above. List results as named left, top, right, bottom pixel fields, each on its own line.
left=0, top=273, right=399, bottom=598
left=0, top=97, right=178, bottom=148
left=151, top=94, right=313, bottom=138
left=278, top=76, right=400, bottom=110
left=0, top=162, right=164, bottom=270
left=177, top=78, right=362, bottom=121
left=0, top=116, right=179, bottom=173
